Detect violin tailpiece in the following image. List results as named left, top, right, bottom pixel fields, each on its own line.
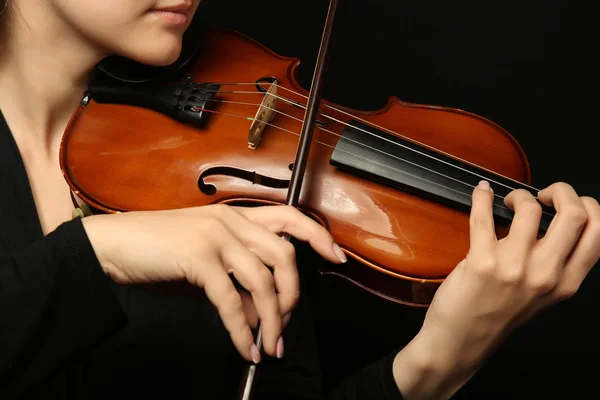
left=85, top=79, right=221, bottom=127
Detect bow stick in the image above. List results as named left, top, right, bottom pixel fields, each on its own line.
left=237, top=0, right=341, bottom=398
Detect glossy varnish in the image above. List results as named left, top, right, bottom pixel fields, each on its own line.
left=60, top=28, right=530, bottom=306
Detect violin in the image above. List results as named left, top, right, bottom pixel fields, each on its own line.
left=60, top=8, right=552, bottom=309
left=59, top=1, right=554, bottom=396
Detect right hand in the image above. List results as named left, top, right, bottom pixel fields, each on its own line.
left=81, top=204, right=346, bottom=362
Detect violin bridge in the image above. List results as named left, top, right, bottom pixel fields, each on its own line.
left=248, top=79, right=278, bottom=149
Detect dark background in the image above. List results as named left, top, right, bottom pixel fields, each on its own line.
left=196, top=1, right=599, bottom=398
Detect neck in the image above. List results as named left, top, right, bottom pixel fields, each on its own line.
left=0, top=2, right=107, bottom=154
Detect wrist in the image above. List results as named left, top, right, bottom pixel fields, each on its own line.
left=392, top=327, right=484, bottom=400
left=81, top=214, right=118, bottom=278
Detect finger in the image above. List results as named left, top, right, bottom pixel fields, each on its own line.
left=221, top=240, right=281, bottom=358
left=201, top=261, right=257, bottom=363
left=503, top=189, right=542, bottom=254
left=537, top=183, right=588, bottom=262
left=469, top=180, right=497, bottom=255
left=217, top=208, right=300, bottom=317
left=240, top=291, right=291, bottom=329
left=239, top=290, right=259, bottom=329
left=233, top=205, right=347, bottom=264
left=553, top=196, right=600, bottom=300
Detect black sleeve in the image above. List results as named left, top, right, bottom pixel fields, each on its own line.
left=327, top=349, right=405, bottom=400
left=0, top=217, right=128, bottom=397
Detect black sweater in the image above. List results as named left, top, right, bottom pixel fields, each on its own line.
left=0, top=110, right=404, bottom=399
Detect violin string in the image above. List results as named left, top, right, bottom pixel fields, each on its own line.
left=209, top=98, right=306, bottom=123
left=206, top=96, right=550, bottom=209
left=190, top=104, right=553, bottom=219
left=205, top=83, right=542, bottom=196
left=208, top=98, right=489, bottom=196
left=209, top=98, right=511, bottom=197
left=212, top=87, right=537, bottom=196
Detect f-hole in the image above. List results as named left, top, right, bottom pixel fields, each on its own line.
left=198, top=166, right=291, bottom=195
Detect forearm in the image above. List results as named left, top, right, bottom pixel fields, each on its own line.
left=0, top=218, right=127, bottom=397
left=392, top=328, right=488, bottom=400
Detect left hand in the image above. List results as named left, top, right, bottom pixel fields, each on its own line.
left=423, top=181, right=600, bottom=364
left=393, top=181, right=600, bottom=400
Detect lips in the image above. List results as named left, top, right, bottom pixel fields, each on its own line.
left=151, top=3, right=192, bottom=15
left=148, top=2, right=193, bottom=25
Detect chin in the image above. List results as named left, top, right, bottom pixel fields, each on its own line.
left=140, top=44, right=183, bottom=67
left=117, top=36, right=184, bottom=67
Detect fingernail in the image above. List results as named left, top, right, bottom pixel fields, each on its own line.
left=250, top=343, right=261, bottom=364
left=332, top=243, right=347, bottom=263
left=478, top=180, right=490, bottom=190
left=277, top=336, right=284, bottom=359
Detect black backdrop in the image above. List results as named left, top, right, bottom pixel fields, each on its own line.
left=194, top=1, right=599, bottom=398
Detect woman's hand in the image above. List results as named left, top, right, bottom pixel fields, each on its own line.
left=393, top=181, right=600, bottom=400
left=81, top=204, right=346, bottom=363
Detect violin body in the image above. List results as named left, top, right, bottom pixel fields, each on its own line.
left=60, top=27, right=533, bottom=306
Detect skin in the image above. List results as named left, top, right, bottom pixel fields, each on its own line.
left=1, top=1, right=599, bottom=398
